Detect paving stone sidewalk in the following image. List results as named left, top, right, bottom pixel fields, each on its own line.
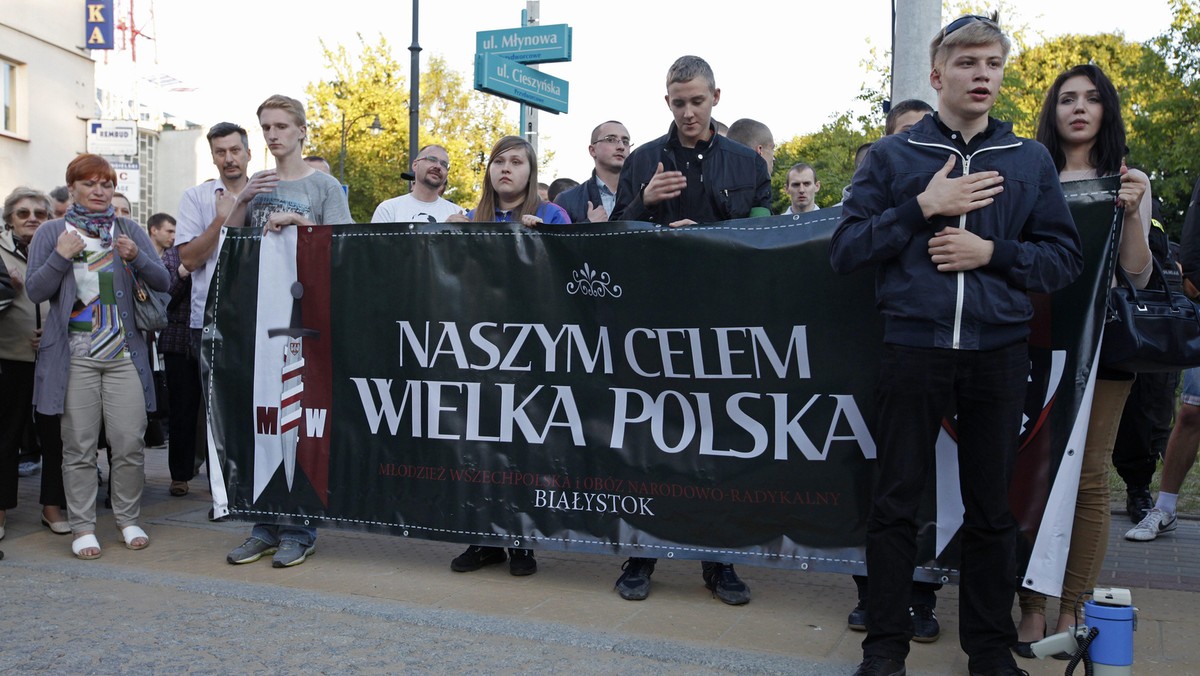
left=1, top=448, right=1197, bottom=674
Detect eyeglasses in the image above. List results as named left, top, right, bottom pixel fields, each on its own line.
left=417, top=156, right=450, bottom=169
left=593, top=135, right=633, bottom=148
left=940, top=14, right=996, bottom=38
left=14, top=208, right=48, bottom=220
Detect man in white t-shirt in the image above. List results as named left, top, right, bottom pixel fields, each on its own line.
left=371, top=144, right=464, bottom=223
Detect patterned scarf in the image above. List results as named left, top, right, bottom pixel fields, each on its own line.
left=65, top=202, right=116, bottom=248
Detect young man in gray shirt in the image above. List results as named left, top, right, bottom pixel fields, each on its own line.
left=223, top=94, right=351, bottom=568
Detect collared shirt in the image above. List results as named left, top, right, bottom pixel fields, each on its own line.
left=932, top=113, right=1003, bottom=155
left=594, top=176, right=617, bottom=216
left=175, top=180, right=230, bottom=330
left=782, top=205, right=821, bottom=216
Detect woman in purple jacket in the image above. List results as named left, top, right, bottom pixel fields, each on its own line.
left=26, top=154, right=170, bottom=560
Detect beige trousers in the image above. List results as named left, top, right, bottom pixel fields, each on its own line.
left=61, top=356, right=147, bottom=533
left=1020, top=377, right=1133, bottom=617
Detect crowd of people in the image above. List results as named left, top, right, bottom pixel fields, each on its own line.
left=3, top=12, right=1200, bottom=676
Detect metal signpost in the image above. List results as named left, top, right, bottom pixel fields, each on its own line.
left=473, top=1, right=572, bottom=156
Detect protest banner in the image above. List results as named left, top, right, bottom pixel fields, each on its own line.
left=204, top=177, right=1118, bottom=594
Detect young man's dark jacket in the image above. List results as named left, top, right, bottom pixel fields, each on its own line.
left=554, top=170, right=606, bottom=224
left=830, top=115, right=1083, bottom=351
left=1178, top=177, right=1200, bottom=297
left=610, top=123, right=771, bottom=224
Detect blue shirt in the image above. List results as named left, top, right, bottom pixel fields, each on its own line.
left=467, top=201, right=571, bottom=224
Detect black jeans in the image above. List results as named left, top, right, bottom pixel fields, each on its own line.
left=1112, top=370, right=1177, bottom=488
left=0, top=359, right=65, bottom=510
left=863, top=343, right=1025, bottom=670
left=165, top=352, right=202, bottom=482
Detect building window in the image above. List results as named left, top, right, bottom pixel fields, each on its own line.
left=2, top=59, right=16, bottom=134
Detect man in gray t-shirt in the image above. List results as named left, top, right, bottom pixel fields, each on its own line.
left=222, top=94, right=350, bottom=570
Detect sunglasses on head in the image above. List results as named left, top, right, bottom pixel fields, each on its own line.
left=940, top=14, right=996, bottom=38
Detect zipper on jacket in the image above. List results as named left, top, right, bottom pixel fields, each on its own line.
left=907, top=138, right=1021, bottom=349
left=954, top=154, right=970, bottom=350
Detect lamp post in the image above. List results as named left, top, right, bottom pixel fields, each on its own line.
left=338, top=112, right=384, bottom=186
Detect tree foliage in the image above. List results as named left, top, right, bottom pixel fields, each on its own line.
left=837, top=0, right=1200, bottom=232
left=1138, top=0, right=1200, bottom=228
left=305, top=35, right=514, bottom=222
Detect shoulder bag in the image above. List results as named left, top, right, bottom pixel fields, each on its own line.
left=1101, top=259, right=1200, bottom=373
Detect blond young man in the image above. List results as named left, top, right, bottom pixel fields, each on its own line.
left=831, top=16, right=1082, bottom=675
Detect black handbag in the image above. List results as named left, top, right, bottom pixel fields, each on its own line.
left=1101, top=259, right=1200, bottom=373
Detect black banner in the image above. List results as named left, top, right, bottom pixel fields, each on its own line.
left=204, top=178, right=1119, bottom=592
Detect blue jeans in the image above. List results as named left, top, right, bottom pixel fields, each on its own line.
left=863, top=343, right=1026, bottom=672
left=1181, top=366, right=1200, bottom=406
left=251, top=523, right=316, bottom=548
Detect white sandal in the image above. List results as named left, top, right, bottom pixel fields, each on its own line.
left=72, top=533, right=102, bottom=560
left=119, top=525, right=150, bottom=550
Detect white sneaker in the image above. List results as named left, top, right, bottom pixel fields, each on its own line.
left=1125, top=508, right=1177, bottom=541
left=17, top=459, right=41, bottom=477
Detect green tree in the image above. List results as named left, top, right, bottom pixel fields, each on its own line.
left=305, top=35, right=514, bottom=222
left=772, top=113, right=880, bottom=213
left=854, top=0, right=1200, bottom=231
left=1139, top=0, right=1200, bottom=228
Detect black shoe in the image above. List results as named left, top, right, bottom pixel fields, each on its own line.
left=450, top=545, right=506, bottom=572
left=908, top=604, right=940, bottom=643
left=508, top=548, right=537, bottom=576
left=1126, top=485, right=1153, bottom=524
left=615, top=557, right=655, bottom=600
left=853, top=655, right=906, bottom=676
left=701, top=561, right=751, bottom=605
left=848, top=600, right=868, bottom=631
left=1011, top=641, right=1035, bottom=659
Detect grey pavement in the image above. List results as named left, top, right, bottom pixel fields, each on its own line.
left=1, top=448, right=1198, bottom=674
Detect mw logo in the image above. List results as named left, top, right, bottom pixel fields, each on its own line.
left=255, top=406, right=329, bottom=438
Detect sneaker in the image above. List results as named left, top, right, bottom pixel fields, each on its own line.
left=702, top=561, right=751, bottom=605
left=909, top=604, right=940, bottom=642
left=1126, top=485, right=1153, bottom=524
left=226, top=536, right=277, bottom=564
left=853, top=655, right=906, bottom=676
left=450, top=545, right=506, bottom=572
left=17, top=459, right=41, bottom=477
left=848, top=599, right=868, bottom=631
left=1125, top=507, right=1177, bottom=541
left=272, top=539, right=316, bottom=568
left=508, top=548, right=537, bottom=576
left=615, top=557, right=655, bottom=600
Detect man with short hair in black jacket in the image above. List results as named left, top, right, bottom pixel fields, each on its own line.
left=610, top=56, right=770, bottom=227
left=609, top=55, right=771, bottom=608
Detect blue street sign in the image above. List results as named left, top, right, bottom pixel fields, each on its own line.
left=476, top=24, right=572, bottom=64
left=85, top=0, right=115, bottom=49
left=474, top=53, right=569, bottom=115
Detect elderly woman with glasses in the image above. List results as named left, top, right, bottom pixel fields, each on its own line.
left=26, top=155, right=170, bottom=559
left=0, top=188, right=70, bottom=539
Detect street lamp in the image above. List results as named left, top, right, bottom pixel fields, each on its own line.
left=338, top=112, right=384, bottom=186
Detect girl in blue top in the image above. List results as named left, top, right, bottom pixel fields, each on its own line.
left=466, top=136, right=570, bottom=226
